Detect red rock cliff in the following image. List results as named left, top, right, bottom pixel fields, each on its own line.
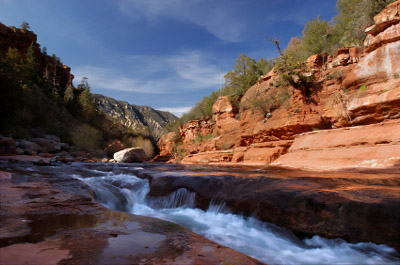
left=0, top=22, right=74, bottom=87
left=158, top=1, right=400, bottom=171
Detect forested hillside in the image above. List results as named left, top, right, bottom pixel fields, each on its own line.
left=0, top=22, right=173, bottom=157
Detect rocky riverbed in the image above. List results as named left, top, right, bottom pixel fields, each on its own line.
left=1, top=160, right=399, bottom=264
left=0, top=161, right=262, bottom=264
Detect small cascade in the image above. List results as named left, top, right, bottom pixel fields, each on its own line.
left=77, top=172, right=400, bottom=265
left=147, top=188, right=196, bottom=209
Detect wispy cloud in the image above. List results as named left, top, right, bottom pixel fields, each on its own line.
left=158, top=106, right=192, bottom=117
left=72, top=50, right=222, bottom=95
left=168, top=50, right=221, bottom=88
left=73, top=65, right=165, bottom=94
left=117, top=0, right=246, bottom=42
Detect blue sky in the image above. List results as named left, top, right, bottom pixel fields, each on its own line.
left=0, top=0, right=337, bottom=116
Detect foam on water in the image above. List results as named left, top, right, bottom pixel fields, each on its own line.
left=79, top=172, right=400, bottom=264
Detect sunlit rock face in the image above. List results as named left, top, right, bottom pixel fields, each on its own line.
left=93, top=94, right=177, bottom=141
left=158, top=1, right=400, bottom=171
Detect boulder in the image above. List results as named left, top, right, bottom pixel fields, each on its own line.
left=104, top=140, right=125, bottom=157
left=157, top=132, right=177, bottom=156
left=0, top=135, right=15, bottom=147
left=306, top=53, right=328, bottom=69
left=30, top=138, right=61, bottom=153
left=113, top=147, right=146, bottom=163
left=212, top=96, right=235, bottom=121
left=17, top=140, right=43, bottom=155
left=59, top=143, right=70, bottom=151
left=43, top=134, right=61, bottom=142
left=0, top=135, right=16, bottom=155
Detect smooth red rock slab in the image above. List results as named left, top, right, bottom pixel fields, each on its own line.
left=272, top=119, right=400, bottom=171
left=181, top=151, right=234, bottom=164
left=0, top=239, right=71, bottom=265
left=242, top=140, right=292, bottom=165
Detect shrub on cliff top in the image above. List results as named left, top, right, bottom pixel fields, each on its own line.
left=332, top=0, right=396, bottom=47
left=165, top=54, right=273, bottom=132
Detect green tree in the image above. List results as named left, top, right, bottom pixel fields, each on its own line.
left=274, top=37, right=306, bottom=74
left=64, top=85, right=74, bottom=103
left=224, top=54, right=258, bottom=98
left=301, top=16, right=331, bottom=56
left=24, top=42, right=41, bottom=82
left=257, top=58, right=274, bottom=77
left=332, top=0, right=396, bottom=47
left=20, top=22, right=30, bottom=30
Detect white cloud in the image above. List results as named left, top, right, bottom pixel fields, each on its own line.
left=117, top=0, right=246, bottom=42
left=158, top=106, right=192, bottom=117
left=72, top=50, right=222, bottom=95
left=73, top=65, right=165, bottom=94
left=168, top=50, right=221, bottom=87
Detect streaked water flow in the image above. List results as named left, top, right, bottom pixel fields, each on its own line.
left=77, top=172, right=400, bottom=264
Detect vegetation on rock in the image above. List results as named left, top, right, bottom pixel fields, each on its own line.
left=165, top=0, right=395, bottom=136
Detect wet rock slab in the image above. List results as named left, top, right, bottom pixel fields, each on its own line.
left=134, top=163, right=400, bottom=251
left=0, top=162, right=263, bottom=265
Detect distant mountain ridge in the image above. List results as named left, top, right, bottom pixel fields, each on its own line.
left=93, top=94, right=177, bottom=140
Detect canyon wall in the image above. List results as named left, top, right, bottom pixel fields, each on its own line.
left=0, top=22, right=74, bottom=88
left=158, top=1, right=400, bottom=171
left=93, top=94, right=177, bottom=140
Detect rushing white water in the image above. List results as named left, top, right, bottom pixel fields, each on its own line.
left=78, top=172, right=400, bottom=265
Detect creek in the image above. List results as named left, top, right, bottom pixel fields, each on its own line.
left=75, top=167, right=400, bottom=265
